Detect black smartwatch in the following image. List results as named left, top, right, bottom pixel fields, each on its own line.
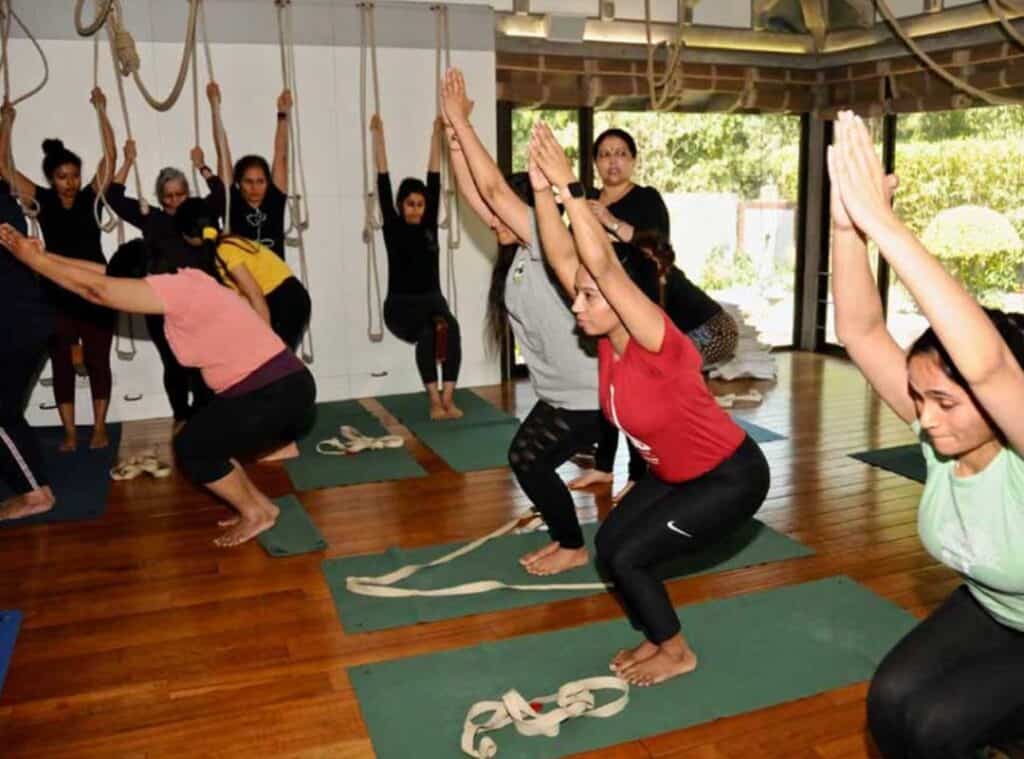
left=566, top=181, right=585, bottom=199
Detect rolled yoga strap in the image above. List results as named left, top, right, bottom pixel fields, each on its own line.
left=461, top=676, right=629, bottom=758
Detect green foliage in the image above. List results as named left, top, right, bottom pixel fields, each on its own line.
left=511, top=109, right=579, bottom=174
left=699, top=245, right=758, bottom=291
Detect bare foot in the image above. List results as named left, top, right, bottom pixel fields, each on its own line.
left=620, top=645, right=698, bottom=687
left=59, top=433, right=77, bottom=453
left=429, top=403, right=447, bottom=420
left=213, top=501, right=279, bottom=547
left=525, top=546, right=589, bottom=576
left=217, top=513, right=241, bottom=527
left=444, top=404, right=463, bottom=419
left=611, top=480, right=636, bottom=505
left=0, top=488, right=55, bottom=521
left=259, top=441, right=299, bottom=462
left=89, top=426, right=110, bottom=450
left=519, top=540, right=561, bottom=567
left=568, top=470, right=613, bottom=490
left=610, top=640, right=659, bottom=674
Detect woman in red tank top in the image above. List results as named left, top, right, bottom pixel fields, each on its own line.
left=530, top=123, right=771, bottom=687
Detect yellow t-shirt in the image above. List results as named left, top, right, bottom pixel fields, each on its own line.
left=216, top=239, right=292, bottom=295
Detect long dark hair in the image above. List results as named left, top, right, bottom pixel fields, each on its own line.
left=172, top=197, right=239, bottom=286
left=908, top=309, right=1024, bottom=439
left=486, top=173, right=534, bottom=353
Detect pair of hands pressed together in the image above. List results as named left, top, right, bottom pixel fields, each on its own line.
left=828, top=110, right=899, bottom=237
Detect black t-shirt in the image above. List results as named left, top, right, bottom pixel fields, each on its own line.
left=107, top=182, right=212, bottom=271
left=0, top=181, right=52, bottom=348
left=34, top=183, right=112, bottom=321
left=662, top=266, right=722, bottom=333
left=607, top=184, right=670, bottom=240
left=378, top=171, right=442, bottom=297
left=205, top=176, right=288, bottom=259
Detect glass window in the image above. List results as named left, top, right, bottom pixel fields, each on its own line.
left=593, top=111, right=802, bottom=347
left=887, top=107, right=1024, bottom=348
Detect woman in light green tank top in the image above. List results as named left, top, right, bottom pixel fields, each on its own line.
left=830, top=111, right=1024, bottom=758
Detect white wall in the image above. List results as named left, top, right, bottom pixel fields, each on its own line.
left=8, top=2, right=499, bottom=425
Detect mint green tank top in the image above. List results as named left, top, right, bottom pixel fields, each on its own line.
left=915, top=422, right=1024, bottom=630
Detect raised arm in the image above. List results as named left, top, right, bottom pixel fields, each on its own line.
left=271, top=89, right=291, bottom=193
left=0, top=224, right=163, bottom=314
left=445, top=125, right=497, bottom=226
left=207, top=83, right=232, bottom=181
left=531, top=122, right=665, bottom=352
left=828, top=145, right=913, bottom=423
left=834, top=110, right=1024, bottom=451
left=528, top=151, right=578, bottom=296
left=89, top=88, right=117, bottom=193
left=0, top=103, right=37, bottom=200
left=112, top=139, right=136, bottom=187
left=370, top=113, right=387, bottom=174
left=428, top=115, right=443, bottom=174
left=441, top=69, right=531, bottom=242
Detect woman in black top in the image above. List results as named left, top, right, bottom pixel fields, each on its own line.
left=634, top=229, right=738, bottom=366
left=0, top=178, right=55, bottom=521
left=371, top=113, right=462, bottom=420
left=107, top=139, right=221, bottom=429
left=0, top=91, right=117, bottom=453
left=572, top=128, right=672, bottom=500
left=205, top=83, right=292, bottom=260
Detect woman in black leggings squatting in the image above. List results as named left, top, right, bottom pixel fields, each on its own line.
left=370, top=112, right=462, bottom=420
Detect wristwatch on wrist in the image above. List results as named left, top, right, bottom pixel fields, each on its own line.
left=566, top=181, right=585, bottom=199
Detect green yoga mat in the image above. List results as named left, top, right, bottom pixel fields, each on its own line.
left=350, top=576, right=916, bottom=759
left=257, top=495, right=327, bottom=557
left=0, top=424, right=122, bottom=527
left=284, top=400, right=426, bottom=492
left=376, top=390, right=519, bottom=472
left=376, top=389, right=516, bottom=428
left=850, top=444, right=926, bottom=483
left=733, top=417, right=785, bottom=443
left=324, top=518, right=812, bottom=633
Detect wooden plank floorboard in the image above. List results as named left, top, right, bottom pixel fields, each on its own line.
left=0, top=353, right=953, bottom=757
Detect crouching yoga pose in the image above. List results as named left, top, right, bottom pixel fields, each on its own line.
left=828, top=111, right=1024, bottom=758
left=440, top=68, right=600, bottom=575
left=0, top=224, right=316, bottom=547
left=371, top=113, right=462, bottom=420
left=530, top=122, right=770, bottom=687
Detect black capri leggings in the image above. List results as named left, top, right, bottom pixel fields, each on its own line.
left=48, top=308, right=114, bottom=406
left=509, top=401, right=602, bottom=550
left=0, top=341, right=49, bottom=495
left=266, top=276, right=312, bottom=352
left=867, top=584, right=1024, bottom=758
left=146, top=315, right=212, bottom=422
left=595, top=434, right=770, bottom=644
left=174, top=368, right=316, bottom=484
left=384, top=292, right=461, bottom=385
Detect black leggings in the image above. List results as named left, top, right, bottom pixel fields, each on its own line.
left=384, top=292, right=461, bottom=385
left=508, top=401, right=602, bottom=550
left=595, top=435, right=769, bottom=644
left=267, top=276, right=312, bottom=352
left=867, top=585, right=1024, bottom=758
left=174, top=368, right=316, bottom=484
left=146, top=315, right=213, bottom=422
left=48, top=309, right=114, bottom=405
left=0, top=341, right=49, bottom=495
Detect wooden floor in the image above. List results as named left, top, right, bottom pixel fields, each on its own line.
left=0, top=352, right=951, bottom=758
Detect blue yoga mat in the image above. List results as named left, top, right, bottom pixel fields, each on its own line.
left=0, top=610, right=22, bottom=697
left=0, top=424, right=121, bottom=526
left=733, top=417, right=785, bottom=443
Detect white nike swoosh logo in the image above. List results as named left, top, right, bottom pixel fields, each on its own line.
left=667, top=521, right=692, bottom=537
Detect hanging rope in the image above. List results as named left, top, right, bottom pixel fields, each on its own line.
left=643, top=0, right=688, bottom=111
left=74, top=0, right=201, bottom=113
left=196, top=1, right=231, bottom=233
left=989, top=0, right=1024, bottom=55
left=0, top=2, right=43, bottom=233
left=876, top=0, right=1024, bottom=107
left=360, top=1, right=384, bottom=343
left=275, top=0, right=314, bottom=364
left=433, top=4, right=460, bottom=315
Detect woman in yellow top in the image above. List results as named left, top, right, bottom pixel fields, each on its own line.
left=177, top=199, right=311, bottom=352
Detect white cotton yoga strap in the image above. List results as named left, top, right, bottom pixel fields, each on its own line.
left=344, top=513, right=611, bottom=598
left=461, top=677, right=629, bottom=758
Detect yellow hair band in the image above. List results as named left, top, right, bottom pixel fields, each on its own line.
left=201, top=226, right=219, bottom=241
